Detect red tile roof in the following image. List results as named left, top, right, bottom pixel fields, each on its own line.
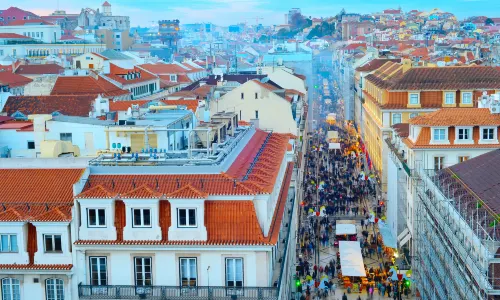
left=409, top=108, right=500, bottom=126
left=121, top=184, right=163, bottom=198
left=167, top=184, right=208, bottom=199
left=0, top=33, right=30, bottom=39
left=139, top=63, right=187, bottom=74
left=3, top=95, right=96, bottom=117
left=107, top=64, right=158, bottom=85
left=0, top=121, right=33, bottom=130
left=15, top=64, right=64, bottom=75
left=6, top=19, right=53, bottom=26
left=162, top=99, right=199, bottom=112
left=108, top=100, right=151, bottom=111
left=356, top=59, right=402, bottom=72
left=226, top=130, right=268, bottom=178
left=390, top=66, right=500, bottom=91
left=51, top=75, right=129, bottom=98
left=102, top=1, right=111, bottom=6
left=0, top=72, right=32, bottom=87
left=75, top=162, right=294, bottom=246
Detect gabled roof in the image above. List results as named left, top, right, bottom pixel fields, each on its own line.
left=139, top=63, right=187, bottom=74
left=15, top=64, right=64, bottom=75
left=167, top=184, right=208, bottom=199
left=121, top=184, right=163, bottom=198
left=0, top=72, right=32, bottom=87
left=3, top=95, right=96, bottom=117
left=109, top=100, right=151, bottom=111
left=51, top=75, right=129, bottom=98
left=0, top=33, right=30, bottom=39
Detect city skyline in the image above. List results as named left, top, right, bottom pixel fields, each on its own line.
left=13, top=0, right=500, bottom=27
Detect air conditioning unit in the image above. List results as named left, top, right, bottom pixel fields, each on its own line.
left=490, top=102, right=500, bottom=114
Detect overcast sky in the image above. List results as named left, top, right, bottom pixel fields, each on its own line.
left=18, top=0, right=500, bottom=27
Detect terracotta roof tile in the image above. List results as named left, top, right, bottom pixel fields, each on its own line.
left=391, top=66, right=500, bottom=90
left=115, top=200, right=125, bottom=241
left=75, top=185, right=116, bottom=199
left=121, top=184, right=162, bottom=198
left=356, top=59, right=401, bottom=72
left=0, top=33, right=30, bottom=39
left=108, top=100, right=151, bottom=112
left=15, top=64, right=64, bottom=75
left=162, top=100, right=199, bottom=112
left=107, top=64, right=158, bottom=85
left=167, top=184, right=208, bottom=199
left=51, top=75, right=129, bottom=98
left=7, top=19, right=53, bottom=26
left=226, top=130, right=268, bottom=178
left=3, top=95, right=95, bottom=117
left=403, top=126, right=500, bottom=149
left=0, top=72, right=32, bottom=87
left=0, top=169, right=84, bottom=205
left=409, top=108, right=500, bottom=126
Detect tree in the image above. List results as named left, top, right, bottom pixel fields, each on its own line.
left=277, top=28, right=291, bottom=38
left=290, top=13, right=308, bottom=30
left=485, top=18, right=494, bottom=26
left=258, top=35, right=269, bottom=43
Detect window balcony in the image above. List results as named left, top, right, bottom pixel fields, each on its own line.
left=78, top=284, right=279, bottom=300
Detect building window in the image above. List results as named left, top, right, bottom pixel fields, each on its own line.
left=170, top=75, right=176, bottom=81
left=409, top=93, right=419, bottom=105
left=392, top=113, right=402, bottom=125
left=27, top=141, right=35, bottom=149
left=60, top=133, right=72, bottom=142
left=40, top=32, right=43, bottom=38
left=241, top=93, right=244, bottom=100
left=1, top=278, right=20, bottom=300
left=459, top=156, right=469, bottom=163
left=45, top=278, right=64, bottom=300
left=89, top=257, right=107, bottom=285
left=462, top=92, right=473, bottom=104
left=409, top=113, right=418, bottom=119
left=177, top=208, right=196, bottom=227
left=255, top=92, right=258, bottom=99
left=433, top=128, right=446, bottom=141
left=132, top=208, right=151, bottom=227
left=255, top=110, right=259, bottom=119
left=444, top=92, right=455, bottom=104
left=87, top=208, right=106, bottom=227
left=0, top=234, right=18, bottom=252
left=134, top=257, right=152, bottom=286
left=458, top=128, right=471, bottom=140
left=482, top=128, right=495, bottom=140
left=226, top=258, right=243, bottom=287
left=44, top=234, right=62, bottom=252
left=434, top=156, right=445, bottom=170
left=115, top=35, right=120, bottom=38
left=180, top=258, right=197, bottom=286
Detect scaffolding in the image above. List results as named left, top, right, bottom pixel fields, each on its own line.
left=414, top=168, right=500, bottom=299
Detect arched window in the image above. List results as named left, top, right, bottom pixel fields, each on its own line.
left=45, top=278, right=64, bottom=300
left=1, top=278, right=20, bottom=300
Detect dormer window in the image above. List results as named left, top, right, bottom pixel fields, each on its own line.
left=0, top=234, right=18, bottom=252
left=433, top=128, right=446, bottom=141
left=88, top=208, right=106, bottom=227
left=170, top=75, right=177, bottom=82
left=44, top=234, right=62, bottom=253
left=409, top=93, right=420, bottom=105
left=482, top=127, right=495, bottom=140
left=132, top=208, right=151, bottom=227
left=444, top=92, right=455, bottom=105
left=461, top=92, right=473, bottom=105
left=457, top=128, right=471, bottom=140
left=178, top=208, right=196, bottom=227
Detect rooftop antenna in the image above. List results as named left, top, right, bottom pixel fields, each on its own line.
left=26, top=203, right=30, bottom=211
left=111, top=179, right=115, bottom=190
left=132, top=179, right=136, bottom=189
left=1, top=204, right=5, bottom=211
left=155, top=178, right=159, bottom=190
left=45, top=204, right=49, bottom=211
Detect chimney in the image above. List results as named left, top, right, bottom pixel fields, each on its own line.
left=402, top=59, right=412, bottom=73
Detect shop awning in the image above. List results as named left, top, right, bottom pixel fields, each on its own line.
left=329, top=143, right=341, bottom=150
left=327, top=131, right=338, bottom=140
left=336, top=224, right=357, bottom=235
left=378, top=222, right=397, bottom=249
left=339, top=241, right=367, bottom=277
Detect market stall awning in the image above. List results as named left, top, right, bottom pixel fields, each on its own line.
left=336, top=224, right=357, bottom=235
left=378, top=222, right=397, bottom=249
left=339, top=241, right=367, bottom=277
left=329, top=143, right=341, bottom=150
left=327, top=131, right=339, bottom=140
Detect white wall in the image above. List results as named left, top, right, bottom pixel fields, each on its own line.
left=33, top=222, right=72, bottom=265
left=46, top=121, right=108, bottom=157
left=79, top=249, right=269, bottom=286
left=123, top=199, right=162, bottom=241
left=0, top=222, right=30, bottom=264
left=0, top=24, right=61, bottom=43
left=78, top=199, right=117, bottom=241
left=214, top=81, right=298, bottom=134
left=0, top=130, right=36, bottom=157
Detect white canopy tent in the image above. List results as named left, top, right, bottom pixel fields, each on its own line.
left=329, top=143, right=341, bottom=150
left=327, top=131, right=339, bottom=140
left=339, top=241, right=367, bottom=277
left=336, top=224, right=357, bottom=235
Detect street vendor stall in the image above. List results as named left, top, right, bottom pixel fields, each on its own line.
left=339, top=241, right=367, bottom=278
left=335, top=220, right=357, bottom=246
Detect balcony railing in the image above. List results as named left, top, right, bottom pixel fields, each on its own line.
left=78, top=284, right=278, bottom=300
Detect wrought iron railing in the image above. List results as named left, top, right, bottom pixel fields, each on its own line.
left=78, top=284, right=278, bottom=300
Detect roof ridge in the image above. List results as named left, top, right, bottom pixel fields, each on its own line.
left=167, top=184, right=208, bottom=199
left=76, top=184, right=115, bottom=199
left=121, top=183, right=162, bottom=198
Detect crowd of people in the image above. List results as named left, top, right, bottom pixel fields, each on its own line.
left=295, top=100, right=411, bottom=299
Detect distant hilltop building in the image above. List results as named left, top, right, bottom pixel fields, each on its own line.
left=77, top=1, right=130, bottom=31
left=159, top=19, right=180, bottom=53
